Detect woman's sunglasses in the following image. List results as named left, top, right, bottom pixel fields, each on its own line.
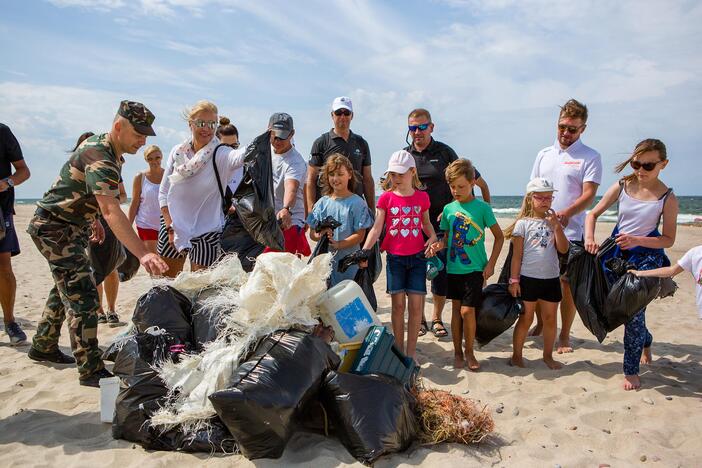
left=191, top=119, right=217, bottom=130
left=630, top=160, right=662, bottom=171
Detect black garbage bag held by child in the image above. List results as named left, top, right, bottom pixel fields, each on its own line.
left=89, top=217, right=126, bottom=286
left=339, top=246, right=382, bottom=310
left=231, top=131, right=284, bottom=250
left=118, top=249, right=140, bottom=282
left=604, top=273, right=677, bottom=331
left=209, top=329, right=340, bottom=460
left=320, top=371, right=418, bottom=465
left=132, top=286, right=193, bottom=346
left=475, top=283, right=523, bottom=347
left=565, top=241, right=609, bottom=343
left=308, top=215, right=342, bottom=262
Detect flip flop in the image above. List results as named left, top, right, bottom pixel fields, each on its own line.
left=419, top=320, right=428, bottom=337
left=430, top=319, right=448, bottom=338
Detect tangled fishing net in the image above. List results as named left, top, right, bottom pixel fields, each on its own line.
left=149, top=252, right=333, bottom=431
left=414, top=387, right=495, bottom=445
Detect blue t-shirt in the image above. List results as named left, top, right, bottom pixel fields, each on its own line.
left=439, top=199, right=497, bottom=274
left=307, top=194, right=374, bottom=286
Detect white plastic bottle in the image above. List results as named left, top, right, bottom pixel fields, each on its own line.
left=317, top=279, right=383, bottom=343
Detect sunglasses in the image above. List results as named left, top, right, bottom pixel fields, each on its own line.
left=191, top=119, right=217, bottom=130
left=532, top=195, right=554, bottom=202
left=333, top=109, right=352, bottom=116
left=630, top=160, right=662, bottom=171
left=146, top=156, right=161, bottom=162
left=408, top=123, right=431, bottom=132
left=557, top=124, right=583, bottom=134
left=231, top=142, right=240, bottom=149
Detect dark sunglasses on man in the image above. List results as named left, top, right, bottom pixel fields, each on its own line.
left=408, top=123, right=431, bottom=132
left=630, top=160, right=662, bottom=171
left=333, top=109, right=352, bottom=116
left=557, top=124, right=584, bottom=134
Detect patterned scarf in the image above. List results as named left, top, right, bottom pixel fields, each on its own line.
left=168, top=136, right=219, bottom=185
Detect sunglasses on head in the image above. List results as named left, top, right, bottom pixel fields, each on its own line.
left=558, top=124, right=583, bottom=134
left=630, top=160, right=662, bottom=171
left=191, top=119, right=217, bottom=130
left=408, top=123, right=431, bottom=132
left=333, top=109, right=352, bottom=116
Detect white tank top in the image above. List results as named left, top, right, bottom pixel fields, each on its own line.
left=135, top=173, right=161, bottom=230
left=616, top=183, right=670, bottom=236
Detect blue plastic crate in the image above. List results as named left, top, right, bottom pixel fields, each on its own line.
left=350, top=325, right=419, bottom=386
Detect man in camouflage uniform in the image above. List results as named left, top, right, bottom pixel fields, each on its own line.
left=27, top=101, right=168, bottom=387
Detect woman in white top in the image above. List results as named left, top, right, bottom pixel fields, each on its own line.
left=128, top=144, right=163, bottom=255
left=584, top=138, right=678, bottom=391
left=157, top=100, right=250, bottom=277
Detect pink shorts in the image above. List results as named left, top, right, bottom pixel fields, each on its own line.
left=137, top=226, right=159, bottom=241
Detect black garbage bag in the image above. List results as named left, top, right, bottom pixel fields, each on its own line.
left=566, top=242, right=609, bottom=343
left=145, top=417, right=238, bottom=453
left=209, top=330, right=340, bottom=460
left=118, top=249, right=140, bottom=282
left=308, top=216, right=343, bottom=261
left=232, top=131, right=284, bottom=250
left=475, top=283, right=523, bottom=347
left=112, top=331, right=174, bottom=446
left=191, top=287, right=229, bottom=352
left=102, top=331, right=136, bottom=362
left=132, top=286, right=193, bottom=346
left=320, top=371, right=418, bottom=465
left=604, top=273, right=677, bottom=331
left=89, top=217, right=126, bottom=286
left=339, top=246, right=382, bottom=310
left=353, top=267, right=378, bottom=311
left=220, top=213, right=265, bottom=273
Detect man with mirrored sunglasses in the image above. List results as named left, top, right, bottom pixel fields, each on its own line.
left=306, top=96, right=375, bottom=214
left=404, top=108, right=491, bottom=339
left=530, top=98, right=602, bottom=353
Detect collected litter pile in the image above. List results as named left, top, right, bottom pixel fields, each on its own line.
left=104, top=252, right=494, bottom=463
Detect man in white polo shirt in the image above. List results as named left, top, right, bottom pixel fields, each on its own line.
left=530, top=99, right=602, bottom=353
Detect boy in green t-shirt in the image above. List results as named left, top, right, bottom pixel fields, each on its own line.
left=430, top=159, right=504, bottom=370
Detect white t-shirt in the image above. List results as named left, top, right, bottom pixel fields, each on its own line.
left=677, top=245, right=702, bottom=319
left=512, top=218, right=560, bottom=279
left=271, top=145, right=307, bottom=227
left=531, top=139, right=602, bottom=241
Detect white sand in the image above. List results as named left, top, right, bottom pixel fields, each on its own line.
left=1, top=205, right=701, bottom=467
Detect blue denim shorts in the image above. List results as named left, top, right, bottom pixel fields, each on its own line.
left=386, top=252, right=427, bottom=295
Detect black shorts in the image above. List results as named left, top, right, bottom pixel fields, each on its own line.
left=519, top=275, right=562, bottom=303
left=0, top=210, right=20, bottom=256
left=446, top=271, right=484, bottom=308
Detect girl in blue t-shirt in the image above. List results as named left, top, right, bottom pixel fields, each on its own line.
left=307, top=154, right=373, bottom=286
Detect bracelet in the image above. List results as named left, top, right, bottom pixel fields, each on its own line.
left=508, top=278, right=520, bottom=285
left=166, top=226, right=174, bottom=232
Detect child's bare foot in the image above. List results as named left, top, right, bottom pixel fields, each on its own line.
left=465, top=353, right=480, bottom=371
left=453, top=355, right=465, bottom=370
left=623, top=374, right=641, bottom=391
left=556, top=337, right=573, bottom=354
left=510, top=355, right=526, bottom=368
left=640, top=346, right=652, bottom=365
left=528, top=324, right=542, bottom=337
left=543, top=356, right=563, bottom=370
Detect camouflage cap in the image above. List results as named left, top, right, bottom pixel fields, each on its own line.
left=117, top=100, right=156, bottom=136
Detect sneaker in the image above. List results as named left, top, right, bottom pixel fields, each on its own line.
left=28, top=346, right=76, bottom=364
left=5, top=321, right=27, bottom=346
left=79, top=368, right=114, bottom=388
left=106, top=312, right=120, bottom=327
left=97, top=312, right=107, bottom=324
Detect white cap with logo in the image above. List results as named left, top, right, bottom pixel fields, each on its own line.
left=526, top=177, right=557, bottom=193
left=331, top=96, right=353, bottom=112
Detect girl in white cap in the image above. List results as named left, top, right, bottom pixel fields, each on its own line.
left=361, top=150, right=438, bottom=360
left=505, top=177, right=570, bottom=370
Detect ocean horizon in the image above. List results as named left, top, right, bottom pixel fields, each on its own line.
left=16, top=195, right=702, bottom=225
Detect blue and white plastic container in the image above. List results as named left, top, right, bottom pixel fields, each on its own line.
left=317, top=279, right=383, bottom=344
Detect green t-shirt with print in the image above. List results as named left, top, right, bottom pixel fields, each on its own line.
left=439, top=199, right=497, bottom=274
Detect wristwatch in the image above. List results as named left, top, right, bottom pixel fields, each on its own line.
left=282, top=206, right=291, bottom=212
left=508, top=278, right=520, bottom=285
left=3, top=178, right=14, bottom=188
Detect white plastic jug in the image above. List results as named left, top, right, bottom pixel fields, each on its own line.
left=99, top=376, right=120, bottom=423
left=317, top=279, right=383, bottom=344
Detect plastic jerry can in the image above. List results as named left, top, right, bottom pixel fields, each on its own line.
left=99, top=376, right=120, bottom=423
left=317, top=279, right=383, bottom=344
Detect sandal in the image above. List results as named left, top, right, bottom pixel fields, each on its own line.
left=419, top=320, right=428, bottom=337
left=431, top=319, right=448, bottom=338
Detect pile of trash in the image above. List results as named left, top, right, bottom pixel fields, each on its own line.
left=104, top=252, right=493, bottom=463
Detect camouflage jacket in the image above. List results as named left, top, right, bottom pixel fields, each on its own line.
left=37, top=133, right=123, bottom=227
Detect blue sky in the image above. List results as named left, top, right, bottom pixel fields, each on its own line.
left=1, top=0, right=700, bottom=197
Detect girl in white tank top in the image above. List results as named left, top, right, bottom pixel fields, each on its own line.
left=584, top=139, right=678, bottom=391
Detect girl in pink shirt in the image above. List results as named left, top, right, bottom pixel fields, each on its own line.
left=361, top=150, right=437, bottom=359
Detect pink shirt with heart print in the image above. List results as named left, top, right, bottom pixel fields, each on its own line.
left=377, top=189, right=430, bottom=256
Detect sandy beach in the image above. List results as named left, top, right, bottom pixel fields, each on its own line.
left=0, top=204, right=700, bottom=467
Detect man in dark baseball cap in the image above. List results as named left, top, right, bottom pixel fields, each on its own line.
left=268, top=112, right=293, bottom=140
left=117, top=100, right=156, bottom=136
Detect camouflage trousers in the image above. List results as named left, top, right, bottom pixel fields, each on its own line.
left=27, top=215, right=104, bottom=378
